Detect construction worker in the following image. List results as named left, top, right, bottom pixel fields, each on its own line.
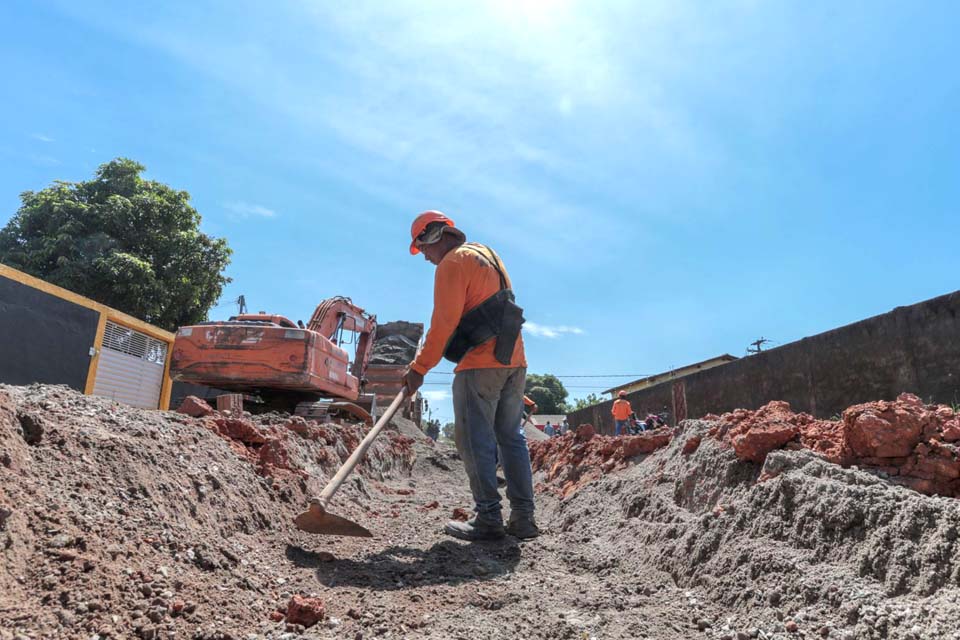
left=402, top=211, right=538, bottom=541
left=612, top=390, right=633, bottom=436
left=523, top=395, right=538, bottom=423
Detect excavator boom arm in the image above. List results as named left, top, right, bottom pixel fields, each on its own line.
left=307, top=297, right=377, bottom=380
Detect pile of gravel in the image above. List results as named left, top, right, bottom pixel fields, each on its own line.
left=370, top=321, right=423, bottom=365
left=540, top=418, right=960, bottom=639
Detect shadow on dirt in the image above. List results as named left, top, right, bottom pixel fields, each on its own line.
left=286, top=539, right=522, bottom=589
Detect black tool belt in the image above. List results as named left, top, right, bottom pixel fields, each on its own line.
left=442, top=246, right=525, bottom=365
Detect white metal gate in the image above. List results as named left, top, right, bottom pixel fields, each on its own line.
left=92, top=321, right=168, bottom=409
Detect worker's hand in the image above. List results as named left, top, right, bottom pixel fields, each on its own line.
left=402, top=368, right=424, bottom=395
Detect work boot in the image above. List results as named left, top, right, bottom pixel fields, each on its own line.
left=505, top=515, right=539, bottom=540
left=444, top=516, right=505, bottom=541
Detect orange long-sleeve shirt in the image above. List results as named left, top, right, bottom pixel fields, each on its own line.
left=612, top=399, right=633, bottom=420
left=411, top=243, right=526, bottom=375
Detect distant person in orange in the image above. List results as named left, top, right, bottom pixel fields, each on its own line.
left=402, top=211, right=538, bottom=541
left=612, top=391, right=633, bottom=436
left=522, top=395, right=538, bottom=428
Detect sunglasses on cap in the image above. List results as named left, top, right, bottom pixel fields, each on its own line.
left=414, top=223, right=446, bottom=248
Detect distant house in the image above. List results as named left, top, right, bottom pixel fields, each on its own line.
left=529, top=414, right=568, bottom=432
left=604, top=354, right=738, bottom=399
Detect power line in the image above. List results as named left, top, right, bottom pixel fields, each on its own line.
left=420, top=382, right=613, bottom=389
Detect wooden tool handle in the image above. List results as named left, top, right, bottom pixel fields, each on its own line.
left=316, top=390, right=408, bottom=506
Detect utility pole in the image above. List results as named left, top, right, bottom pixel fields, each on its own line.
left=747, top=337, right=772, bottom=355
left=237, top=295, right=247, bottom=315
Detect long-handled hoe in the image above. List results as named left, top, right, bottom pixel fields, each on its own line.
left=294, top=390, right=408, bottom=537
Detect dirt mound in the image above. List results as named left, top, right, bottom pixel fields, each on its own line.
left=529, top=425, right=672, bottom=497
left=550, top=421, right=960, bottom=640
left=708, top=393, right=960, bottom=498
left=523, top=422, right=548, bottom=443
left=0, top=384, right=426, bottom=639
left=195, top=410, right=418, bottom=480
left=370, top=321, right=423, bottom=365
left=538, top=409, right=960, bottom=639
left=379, top=411, right=434, bottom=446
left=545, top=394, right=960, bottom=502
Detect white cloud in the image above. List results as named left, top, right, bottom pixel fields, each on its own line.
left=31, top=133, right=55, bottom=143
left=223, top=201, right=277, bottom=219
left=49, top=1, right=712, bottom=256
left=525, top=322, right=585, bottom=339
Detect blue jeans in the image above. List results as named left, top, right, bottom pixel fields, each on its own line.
left=453, top=367, right=535, bottom=525
left=615, top=419, right=629, bottom=435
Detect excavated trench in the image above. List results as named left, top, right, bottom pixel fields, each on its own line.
left=3, top=385, right=960, bottom=639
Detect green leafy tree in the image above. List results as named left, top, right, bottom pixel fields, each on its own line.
left=524, top=373, right=569, bottom=414
left=0, top=158, right=231, bottom=331
left=569, top=393, right=603, bottom=412
left=442, top=422, right=455, bottom=441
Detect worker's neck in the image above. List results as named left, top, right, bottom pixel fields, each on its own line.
left=436, top=237, right=464, bottom=260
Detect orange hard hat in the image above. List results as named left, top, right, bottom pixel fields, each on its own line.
left=410, top=210, right=455, bottom=255
left=618, top=390, right=627, bottom=398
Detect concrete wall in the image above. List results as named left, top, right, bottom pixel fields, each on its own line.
left=569, top=290, right=960, bottom=435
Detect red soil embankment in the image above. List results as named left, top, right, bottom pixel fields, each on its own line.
left=533, top=393, right=960, bottom=499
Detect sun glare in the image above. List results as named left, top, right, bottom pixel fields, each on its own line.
left=487, top=0, right=571, bottom=27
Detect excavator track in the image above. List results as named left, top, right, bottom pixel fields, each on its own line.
left=294, top=400, right=374, bottom=426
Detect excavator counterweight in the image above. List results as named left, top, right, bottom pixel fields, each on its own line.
left=170, top=297, right=378, bottom=410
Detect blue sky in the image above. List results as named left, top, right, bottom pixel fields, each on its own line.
left=2, top=1, right=958, bottom=424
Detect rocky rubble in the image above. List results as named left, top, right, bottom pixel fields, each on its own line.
left=710, top=393, right=960, bottom=497
left=369, top=321, right=424, bottom=365
left=0, top=384, right=429, bottom=639
left=177, top=399, right=420, bottom=481
left=540, top=420, right=960, bottom=639
left=531, top=395, right=960, bottom=639
left=529, top=424, right=672, bottom=497
left=539, top=393, right=960, bottom=503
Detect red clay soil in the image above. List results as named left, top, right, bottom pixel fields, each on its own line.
left=176, top=397, right=416, bottom=481
left=174, top=396, right=215, bottom=418
left=712, top=393, right=960, bottom=496
left=283, top=593, right=326, bottom=628
left=529, top=424, right=672, bottom=497
left=704, top=401, right=843, bottom=464
left=536, top=393, right=960, bottom=500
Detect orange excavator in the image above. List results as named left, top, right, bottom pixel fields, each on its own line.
left=169, top=296, right=378, bottom=421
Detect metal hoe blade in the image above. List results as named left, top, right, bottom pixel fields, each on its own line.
left=294, top=502, right=372, bottom=538
left=293, top=390, right=408, bottom=537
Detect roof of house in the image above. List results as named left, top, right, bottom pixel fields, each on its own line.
left=530, top=414, right=567, bottom=426
left=602, top=354, right=739, bottom=395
